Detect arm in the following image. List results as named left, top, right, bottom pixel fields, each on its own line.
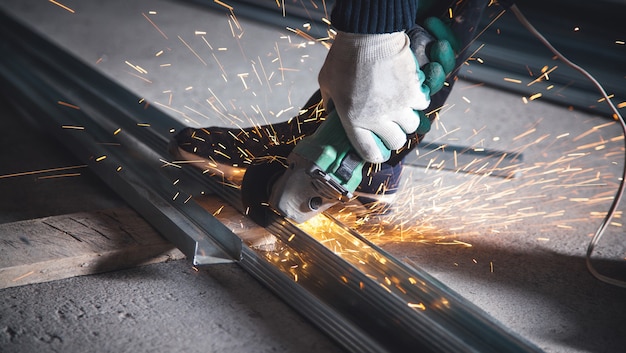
left=330, top=0, right=419, bottom=34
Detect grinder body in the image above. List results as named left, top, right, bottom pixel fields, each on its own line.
left=269, top=110, right=370, bottom=223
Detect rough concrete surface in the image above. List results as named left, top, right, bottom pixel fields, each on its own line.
left=0, top=260, right=341, bottom=353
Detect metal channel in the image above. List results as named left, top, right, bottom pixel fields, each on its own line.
left=0, top=9, right=543, bottom=353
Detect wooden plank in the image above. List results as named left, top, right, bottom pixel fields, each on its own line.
left=0, top=194, right=277, bottom=289
left=0, top=208, right=185, bottom=289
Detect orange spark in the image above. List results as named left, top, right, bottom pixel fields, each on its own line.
left=142, top=12, right=168, bottom=40
left=57, top=101, right=80, bottom=110
left=177, top=36, right=207, bottom=66
left=214, top=0, right=234, bottom=10
left=0, top=165, right=87, bottom=179
left=49, top=0, right=74, bottom=13
left=12, top=271, right=35, bottom=282
left=38, top=173, right=81, bottom=180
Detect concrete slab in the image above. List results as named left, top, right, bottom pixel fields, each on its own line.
left=0, top=260, right=342, bottom=353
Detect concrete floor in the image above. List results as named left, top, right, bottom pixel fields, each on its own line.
left=1, top=0, right=626, bottom=352
left=1, top=259, right=341, bottom=353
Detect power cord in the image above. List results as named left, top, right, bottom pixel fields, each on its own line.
left=509, top=4, right=626, bottom=288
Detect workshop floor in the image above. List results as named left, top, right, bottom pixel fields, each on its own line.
left=1, top=1, right=625, bottom=353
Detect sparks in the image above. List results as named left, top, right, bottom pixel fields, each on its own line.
left=38, top=173, right=81, bottom=180
left=49, top=0, right=75, bottom=13
left=12, top=271, right=35, bottom=282
left=57, top=100, right=80, bottom=110
left=142, top=12, right=168, bottom=40
left=61, top=125, right=84, bottom=130
left=0, top=165, right=88, bottom=180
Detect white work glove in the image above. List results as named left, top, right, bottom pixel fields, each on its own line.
left=318, top=31, right=431, bottom=163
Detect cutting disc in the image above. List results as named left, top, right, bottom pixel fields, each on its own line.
left=241, top=156, right=287, bottom=227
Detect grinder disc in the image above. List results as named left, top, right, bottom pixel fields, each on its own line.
left=241, top=157, right=287, bottom=227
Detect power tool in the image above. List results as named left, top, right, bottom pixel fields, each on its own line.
left=254, top=108, right=372, bottom=224
left=241, top=0, right=489, bottom=226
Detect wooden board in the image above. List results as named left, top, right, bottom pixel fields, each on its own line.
left=0, top=208, right=185, bottom=289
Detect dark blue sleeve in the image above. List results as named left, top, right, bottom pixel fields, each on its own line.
left=330, top=0, right=419, bottom=34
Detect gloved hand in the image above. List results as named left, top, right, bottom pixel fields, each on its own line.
left=405, top=17, right=459, bottom=135
left=318, top=31, right=431, bottom=163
